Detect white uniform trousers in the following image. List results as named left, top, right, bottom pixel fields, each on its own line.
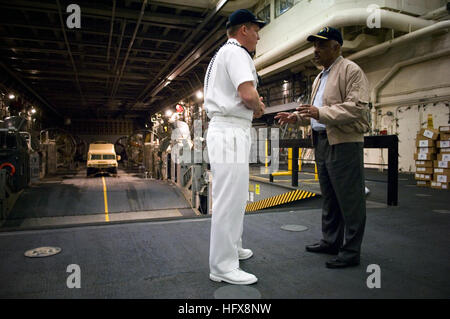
left=207, top=116, right=251, bottom=275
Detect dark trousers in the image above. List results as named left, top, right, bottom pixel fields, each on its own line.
left=313, top=131, right=366, bottom=262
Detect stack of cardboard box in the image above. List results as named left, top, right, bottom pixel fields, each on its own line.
left=431, top=126, right=450, bottom=190
left=415, top=128, right=439, bottom=187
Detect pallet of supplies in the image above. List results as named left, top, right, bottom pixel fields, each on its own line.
left=415, top=128, right=439, bottom=187
left=432, top=132, right=450, bottom=190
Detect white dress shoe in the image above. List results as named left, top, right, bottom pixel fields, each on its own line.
left=238, top=248, right=253, bottom=260
left=210, top=268, right=258, bottom=285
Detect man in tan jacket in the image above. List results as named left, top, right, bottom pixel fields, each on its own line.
left=275, top=27, right=370, bottom=268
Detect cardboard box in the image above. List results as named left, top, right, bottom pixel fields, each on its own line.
left=416, top=167, right=433, bottom=174
left=414, top=153, right=436, bottom=161
left=440, top=148, right=450, bottom=153
left=431, top=181, right=449, bottom=190
left=440, top=132, right=450, bottom=141
left=434, top=174, right=450, bottom=183
left=439, top=126, right=450, bottom=132
left=437, top=140, right=450, bottom=148
left=434, top=160, right=449, bottom=168
left=437, top=153, right=450, bottom=162
left=417, top=147, right=436, bottom=154
left=433, top=167, right=450, bottom=175
left=415, top=136, right=435, bottom=147
left=416, top=180, right=430, bottom=187
left=419, top=128, right=439, bottom=140
left=416, top=160, right=433, bottom=167
left=415, top=173, right=433, bottom=181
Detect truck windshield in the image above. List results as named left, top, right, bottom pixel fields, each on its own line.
left=90, top=154, right=115, bottom=160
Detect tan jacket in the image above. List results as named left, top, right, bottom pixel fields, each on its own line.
left=294, top=56, right=370, bottom=145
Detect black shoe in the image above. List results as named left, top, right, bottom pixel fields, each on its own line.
left=305, top=243, right=339, bottom=255
left=325, top=258, right=360, bottom=269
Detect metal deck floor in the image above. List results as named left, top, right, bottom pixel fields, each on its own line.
left=2, top=168, right=196, bottom=229
left=0, top=171, right=449, bottom=298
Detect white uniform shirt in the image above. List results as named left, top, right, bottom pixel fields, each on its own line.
left=203, top=38, right=258, bottom=122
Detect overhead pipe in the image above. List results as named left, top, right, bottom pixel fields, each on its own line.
left=347, top=20, right=450, bottom=61
left=106, top=0, right=116, bottom=62
left=0, top=61, right=63, bottom=119
left=370, top=48, right=450, bottom=106
left=420, top=5, right=449, bottom=20
left=133, top=0, right=229, bottom=105
left=256, top=17, right=449, bottom=133
left=110, top=0, right=148, bottom=100
left=56, top=0, right=86, bottom=106
left=369, top=48, right=450, bottom=132
left=112, top=20, right=127, bottom=78
left=254, top=8, right=434, bottom=70
left=259, top=20, right=450, bottom=79
left=259, top=20, right=450, bottom=96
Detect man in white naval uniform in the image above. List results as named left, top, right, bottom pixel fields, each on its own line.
left=203, top=9, right=266, bottom=285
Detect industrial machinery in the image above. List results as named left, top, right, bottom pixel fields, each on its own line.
left=157, top=110, right=211, bottom=215
left=40, top=128, right=77, bottom=172
left=73, top=135, right=88, bottom=163
left=114, top=136, right=128, bottom=163
left=0, top=117, right=30, bottom=191
left=0, top=116, right=31, bottom=224
left=125, top=130, right=149, bottom=167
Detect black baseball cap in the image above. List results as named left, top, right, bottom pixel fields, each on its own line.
left=226, top=9, right=266, bottom=29
left=307, top=26, right=343, bottom=46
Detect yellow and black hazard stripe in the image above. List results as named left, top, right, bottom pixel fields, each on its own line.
left=245, top=190, right=316, bottom=212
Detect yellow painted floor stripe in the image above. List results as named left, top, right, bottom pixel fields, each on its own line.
left=273, top=195, right=280, bottom=206
left=102, top=177, right=109, bottom=222
left=278, top=193, right=285, bottom=205
left=282, top=192, right=290, bottom=203
left=287, top=191, right=294, bottom=202
left=278, top=193, right=284, bottom=205
left=288, top=191, right=296, bottom=202
left=246, top=189, right=317, bottom=212
left=284, top=192, right=292, bottom=203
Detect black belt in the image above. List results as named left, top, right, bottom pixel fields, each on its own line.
left=314, top=130, right=327, bottom=137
